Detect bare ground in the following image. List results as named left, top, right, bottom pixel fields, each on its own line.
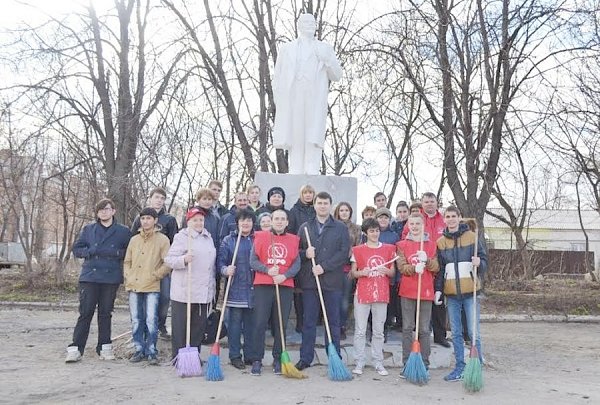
left=0, top=306, right=598, bottom=404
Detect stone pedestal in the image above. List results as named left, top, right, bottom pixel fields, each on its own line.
left=253, top=172, right=358, bottom=220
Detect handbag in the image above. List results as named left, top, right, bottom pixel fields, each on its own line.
left=202, top=309, right=228, bottom=345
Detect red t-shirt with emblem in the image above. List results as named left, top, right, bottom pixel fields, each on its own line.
left=253, top=230, right=300, bottom=288
left=351, top=243, right=396, bottom=304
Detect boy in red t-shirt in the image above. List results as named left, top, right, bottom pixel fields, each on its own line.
left=396, top=213, right=440, bottom=372
left=350, top=218, right=396, bottom=376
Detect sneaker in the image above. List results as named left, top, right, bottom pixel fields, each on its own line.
left=352, top=364, right=363, bottom=375
left=99, top=344, right=115, bottom=360
left=444, top=368, right=464, bottom=382
left=147, top=355, right=159, bottom=365
left=399, top=370, right=406, bottom=379
left=273, top=359, right=282, bottom=375
left=294, top=360, right=310, bottom=371
left=375, top=364, right=389, bottom=376
left=231, top=358, right=246, bottom=370
left=159, top=327, right=171, bottom=341
left=65, top=346, right=82, bottom=363
left=251, top=361, right=262, bottom=376
left=129, top=351, right=145, bottom=363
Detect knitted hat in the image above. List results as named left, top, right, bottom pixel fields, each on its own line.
left=267, top=186, right=286, bottom=202
left=139, top=207, right=158, bottom=219
left=375, top=207, right=392, bottom=218
left=186, top=207, right=205, bottom=221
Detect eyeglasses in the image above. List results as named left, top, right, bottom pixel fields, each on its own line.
left=99, top=207, right=114, bottom=212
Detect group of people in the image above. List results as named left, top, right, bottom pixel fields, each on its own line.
left=63, top=181, right=487, bottom=383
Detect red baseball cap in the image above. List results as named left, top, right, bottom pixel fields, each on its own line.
left=186, top=207, right=205, bottom=221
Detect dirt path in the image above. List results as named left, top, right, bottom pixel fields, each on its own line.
left=0, top=307, right=598, bottom=404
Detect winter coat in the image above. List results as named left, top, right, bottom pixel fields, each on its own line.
left=379, top=225, right=399, bottom=284
left=297, top=216, right=350, bottom=291
left=287, top=199, right=315, bottom=235
left=402, top=210, right=445, bottom=241
left=165, top=227, right=216, bottom=304
left=123, top=229, right=171, bottom=292
left=217, top=231, right=254, bottom=308
left=72, top=220, right=131, bottom=284
left=434, top=223, right=488, bottom=298
left=131, top=207, right=178, bottom=243
left=396, top=232, right=439, bottom=301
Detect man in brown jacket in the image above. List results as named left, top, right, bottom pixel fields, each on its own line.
left=124, top=207, right=171, bottom=364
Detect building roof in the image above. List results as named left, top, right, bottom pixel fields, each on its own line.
left=485, top=208, right=600, bottom=231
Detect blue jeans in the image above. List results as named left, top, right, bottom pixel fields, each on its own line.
left=158, top=275, right=171, bottom=331
left=300, top=289, right=342, bottom=364
left=129, top=291, right=160, bottom=356
left=446, top=295, right=483, bottom=370
left=227, top=307, right=253, bottom=361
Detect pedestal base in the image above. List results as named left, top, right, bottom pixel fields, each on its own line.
left=254, top=172, right=358, bottom=221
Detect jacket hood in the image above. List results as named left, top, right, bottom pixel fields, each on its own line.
left=442, top=222, right=469, bottom=239
left=406, top=232, right=431, bottom=242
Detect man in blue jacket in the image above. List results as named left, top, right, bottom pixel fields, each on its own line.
left=65, top=198, right=131, bottom=363
left=295, top=191, right=350, bottom=370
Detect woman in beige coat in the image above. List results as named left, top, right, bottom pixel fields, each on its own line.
left=165, top=207, right=216, bottom=359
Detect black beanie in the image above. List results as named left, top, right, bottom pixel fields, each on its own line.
left=267, top=186, right=286, bottom=202
left=139, top=207, right=158, bottom=219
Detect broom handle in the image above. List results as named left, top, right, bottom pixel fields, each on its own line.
left=304, top=227, right=334, bottom=343
left=472, top=227, right=479, bottom=344
left=186, top=231, right=192, bottom=347
left=415, top=226, right=425, bottom=341
left=275, top=283, right=287, bottom=352
left=214, top=229, right=243, bottom=344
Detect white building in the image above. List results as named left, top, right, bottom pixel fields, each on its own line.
left=484, top=209, right=600, bottom=271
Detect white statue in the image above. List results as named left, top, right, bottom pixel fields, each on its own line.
left=272, top=13, right=343, bottom=175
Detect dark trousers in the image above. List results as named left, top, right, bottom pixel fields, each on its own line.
left=432, top=302, right=448, bottom=342
left=293, top=289, right=303, bottom=332
left=170, top=300, right=208, bottom=359
left=70, top=282, right=119, bottom=355
left=250, top=284, right=293, bottom=362
left=300, top=288, right=342, bottom=364
left=386, top=282, right=401, bottom=327
left=158, top=275, right=171, bottom=331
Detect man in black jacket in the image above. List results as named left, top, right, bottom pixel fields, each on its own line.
left=131, top=187, right=178, bottom=339
left=295, top=191, right=350, bottom=370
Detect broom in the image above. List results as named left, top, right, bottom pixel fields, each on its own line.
left=304, top=227, right=352, bottom=381
left=174, top=231, right=202, bottom=377
left=275, top=283, right=307, bottom=378
left=463, top=223, right=483, bottom=392
left=206, top=229, right=242, bottom=381
left=403, top=226, right=430, bottom=385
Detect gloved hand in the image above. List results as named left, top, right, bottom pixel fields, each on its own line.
left=434, top=291, right=443, bottom=306
left=415, top=262, right=425, bottom=274
left=416, top=250, right=427, bottom=262
left=88, top=246, right=97, bottom=257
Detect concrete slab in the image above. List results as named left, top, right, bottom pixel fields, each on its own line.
left=253, top=172, right=358, bottom=220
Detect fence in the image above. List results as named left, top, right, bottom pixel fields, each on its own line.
left=487, top=249, right=595, bottom=280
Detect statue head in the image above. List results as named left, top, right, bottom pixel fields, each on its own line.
left=298, top=13, right=316, bottom=39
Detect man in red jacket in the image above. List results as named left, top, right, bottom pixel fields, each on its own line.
left=396, top=213, right=440, bottom=372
